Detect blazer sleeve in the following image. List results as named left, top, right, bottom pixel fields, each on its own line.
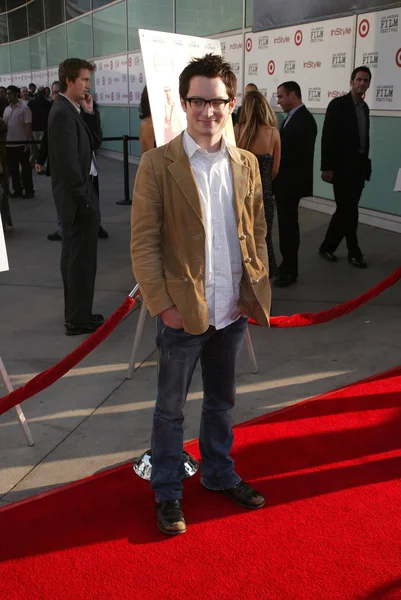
left=271, top=128, right=281, bottom=180
left=321, top=100, right=338, bottom=171
left=251, top=154, right=269, bottom=273
left=48, top=108, right=89, bottom=203
left=82, top=110, right=103, bottom=150
left=130, top=152, right=175, bottom=316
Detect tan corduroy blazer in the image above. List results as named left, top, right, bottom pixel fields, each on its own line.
left=130, top=133, right=271, bottom=335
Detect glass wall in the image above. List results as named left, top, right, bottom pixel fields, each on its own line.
left=127, top=0, right=173, bottom=51
left=46, top=24, right=67, bottom=66
left=30, top=32, right=47, bottom=69
left=175, top=0, right=243, bottom=36
left=67, top=14, right=92, bottom=58
left=93, top=1, right=126, bottom=57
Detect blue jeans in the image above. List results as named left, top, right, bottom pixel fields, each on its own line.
left=151, top=316, right=248, bottom=502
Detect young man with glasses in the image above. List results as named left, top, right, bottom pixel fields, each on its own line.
left=131, top=54, right=271, bottom=535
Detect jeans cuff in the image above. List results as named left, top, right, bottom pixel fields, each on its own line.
left=200, top=474, right=241, bottom=491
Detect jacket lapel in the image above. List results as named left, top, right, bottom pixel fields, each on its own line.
left=56, top=94, right=94, bottom=147
left=228, top=143, right=250, bottom=226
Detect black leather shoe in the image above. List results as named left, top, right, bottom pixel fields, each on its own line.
left=116, top=199, right=132, bottom=206
left=348, top=257, right=367, bottom=269
left=22, top=192, right=35, bottom=199
left=319, top=250, right=337, bottom=262
left=47, top=231, right=62, bottom=241
left=98, top=225, right=109, bottom=239
left=64, top=321, right=102, bottom=336
left=64, top=314, right=104, bottom=328
left=202, top=480, right=265, bottom=510
left=9, top=191, right=22, bottom=199
left=156, top=500, right=187, bottom=535
left=273, top=274, right=297, bottom=288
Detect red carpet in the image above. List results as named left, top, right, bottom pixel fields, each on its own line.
left=1, top=367, right=401, bottom=600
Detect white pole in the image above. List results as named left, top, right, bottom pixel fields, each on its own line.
left=0, top=358, right=34, bottom=446
left=244, top=326, right=258, bottom=374
left=127, top=300, right=148, bottom=379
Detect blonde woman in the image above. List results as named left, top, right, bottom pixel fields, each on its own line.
left=234, top=91, right=281, bottom=277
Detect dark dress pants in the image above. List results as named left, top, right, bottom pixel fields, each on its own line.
left=61, top=182, right=101, bottom=325
left=7, top=146, right=34, bottom=195
left=320, top=157, right=367, bottom=259
left=275, top=192, right=301, bottom=277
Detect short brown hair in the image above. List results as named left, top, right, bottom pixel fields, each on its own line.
left=179, top=53, right=237, bottom=100
left=59, top=58, right=94, bottom=93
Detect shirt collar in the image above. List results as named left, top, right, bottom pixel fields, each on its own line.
left=287, top=104, right=304, bottom=119
left=59, top=93, right=81, bottom=113
left=183, top=129, right=229, bottom=159
left=352, top=94, right=365, bottom=108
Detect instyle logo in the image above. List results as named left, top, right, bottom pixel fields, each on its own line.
left=284, top=60, right=296, bottom=74
left=230, top=42, right=243, bottom=50
left=362, top=52, right=379, bottom=68
left=332, top=53, right=346, bottom=68
left=310, top=27, right=324, bottom=42
left=331, top=27, right=352, bottom=36
left=274, top=36, right=290, bottom=44
left=308, top=87, right=322, bottom=102
left=380, top=14, right=399, bottom=33
left=258, top=35, right=269, bottom=49
left=248, top=63, right=258, bottom=76
left=304, top=60, right=321, bottom=69
left=376, top=85, right=394, bottom=102
left=328, top=90, right=347, bottom=98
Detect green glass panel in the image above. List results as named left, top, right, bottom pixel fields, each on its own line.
left=0, top=44, right=11, bottom=73
left=127, top=0, right=173, bottom=51
left=47, top=25, right=67, bottom=67
left=10, top=39, right=31, bottom=72
left=175, top=0, right=242, bottom=36
left=129, top=106, right=141, bottom=156
left=246, top=0, right=253, bottom=27
left=98, top=105, right=129, bottom=152
left=30, top=33, right=47, bottom=70
left=67, top=14, right=93, bottom=59
left=93, top=1, right=126, bottom=58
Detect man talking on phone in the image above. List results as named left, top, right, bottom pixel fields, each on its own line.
left=48, top=58, right=103, bottom=335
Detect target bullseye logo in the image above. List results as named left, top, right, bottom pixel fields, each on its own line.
left=139, top=72, right=143, bottom=83
left=268, top=60, right=275, bottom=75
left=294, top=30, right=303, bottom=46
left=129, top=57, right=132, bottom=67
left=130, top=91, right=133, bottom=101
left=246, top=38, right=252, bottom=52
left=396, top=48, right=401, bottom=67
left=359, top=19, right=370, bottom=37
left=110, top=60, right=113, bottom=70
left=111, top=92, right=114, bottom=101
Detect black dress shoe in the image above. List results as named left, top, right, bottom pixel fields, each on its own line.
left=156, top=500, right=187, bottom=535
left=64, top=314, right=104, bottom=328
left=319, top=250, right=337, bottom=262
left=202, top=480, right=265, bottom=510
left=273, top=274, right=297, bottom=288
left=116, top=199, right=132, bottom=206
left=47, top=231, right=62, bottom=241
left=22, top=192, right=35, bottom=199
left=64, top=321, right=102, bottom=336
left=9, top=191, right=22, bottom=199
left=348, top=257, right=367, bottom=269
left=98, top=225, right=109, bottom=239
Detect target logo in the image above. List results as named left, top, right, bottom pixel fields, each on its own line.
left=294, top=30, right=303, bottom=46
left=130, top=91, right=133, bottom=101
left=396, top=48, right=401, bottom=67
left=110, top=60, right=113, bottom=70
left=246, top=38, right=252, bottom=52
left=359, top=19, right=370, bottom=37
left=267, top=60, right=275, bottom=75
left=111, top=92, right=114, bottom=101
left=139, top=72, right=143, bottom=83
left=129, top=57, right=132, bottom=67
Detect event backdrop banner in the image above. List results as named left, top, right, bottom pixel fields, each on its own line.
left=0, top=74, right=12, bottom=87
left=355, top=8, right=401, bottom=109
left=48, top=67, right=59, bottom=86
left=220, top=33, right=244, bottom=106
left=253, top=0, right=401, bottom=31
left=139, top=29, right=235, bottom=147
left=94, top=55, right=129, bottom=105
left=31, top=69, right=48, bottom=87
left=244, top=16, right=355, bottom=109
left=11, top=72, right=32, bottom=87
left=128, top=51, right=146, bottom=105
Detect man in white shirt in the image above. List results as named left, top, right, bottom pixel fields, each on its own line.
left=3, top=85, right=34, bottom=199
left=131, top=54, right=271, bottom=536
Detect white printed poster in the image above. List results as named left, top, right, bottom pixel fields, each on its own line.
left=355, top=9, right=401, bottom=109
left=0, top=74, right=12, bottom=87
left=94, top=55, right=129, bottom=105
left=31, top=69, right=48, bottom=87
left=11, top=72, right=32, bottom=86
left=220, top=34, right=244, bottom=105
left=0, top=225, right=9, bottom=273
left=128, top=51, right=146, bottom=105
left=244, top=16, right=356, bottom=109
left=139, top=29, right=235, bottom=147
left=48, top=67, right=59, bottom=86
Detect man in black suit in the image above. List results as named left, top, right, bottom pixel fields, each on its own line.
left=274, top=81, right=317, bottom=287
left=48, top=58, right=103, bottom=336
left=319, top=67, right=372, bottom=269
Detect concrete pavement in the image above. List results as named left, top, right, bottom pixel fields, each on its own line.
left=0, top=155, right=400, bottom=505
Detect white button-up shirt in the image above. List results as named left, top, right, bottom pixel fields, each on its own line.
left=59, top=93, right=97, bottom=176
left=182, top=130, right=243, bottom=330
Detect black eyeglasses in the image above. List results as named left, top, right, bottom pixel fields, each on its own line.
left=184, top=97, right=231, bottom=112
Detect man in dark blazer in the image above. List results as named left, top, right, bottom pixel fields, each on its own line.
left=319, top=67, right=372, bottom=269
left=274, top=81, right=317, bottom=287
left=48, top=58, right=103, bottom=336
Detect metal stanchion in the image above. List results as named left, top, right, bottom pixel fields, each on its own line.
left=0, top=358, right=34, bottom=446
left=115, top=134, right=133, bottom=206
left=244, top=326, right=258, bottom=374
